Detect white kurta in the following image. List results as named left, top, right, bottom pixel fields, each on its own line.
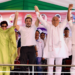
left=36, top=39, right=44, bottom=57
left=68, top=20, right=75, bottom=44
left=68, top=19, right=75, bottom=75
left=36, top=12, right=69, bottom=58
left=64, top=37, right=72, bottom=56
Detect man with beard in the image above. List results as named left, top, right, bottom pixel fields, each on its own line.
left=13, top=12, right=39, bottom=75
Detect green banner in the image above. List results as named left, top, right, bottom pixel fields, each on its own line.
left=0, top=0, right=74, bottom=10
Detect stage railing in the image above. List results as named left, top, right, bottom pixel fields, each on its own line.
left=0, top=64, right=75, bottom=75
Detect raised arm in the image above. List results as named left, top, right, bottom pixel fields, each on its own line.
left=13, top=11, right=20, bottom=30
left=67, top=4, right=73, bottom=27
left=67, top=4, right=73, bottom=21
left=35, top=18, right=39, bottom=27
left=34, top=6, right=49, bottom=28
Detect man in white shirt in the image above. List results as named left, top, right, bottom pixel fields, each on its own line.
left=35, top=30, right=44, bottom=75
left=67, top=4, right=75, bottom=75
left=34, top=6, right=69, bottom=75
left=40, top=32, right=47, bottom=69
left=13, top=12, right=39, bottom=75
left=64, top=27, right=72, bottom=56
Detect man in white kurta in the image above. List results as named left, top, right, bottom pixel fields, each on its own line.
left=64, top=27, right=72, bottom=56
left=34, top=6, right=69, bottom=75
left=67, top=4, right=75, bottom=75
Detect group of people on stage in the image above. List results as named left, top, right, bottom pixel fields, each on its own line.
left=0, top=3, right=75, bottom=75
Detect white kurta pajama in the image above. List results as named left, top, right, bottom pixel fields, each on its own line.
left=36, top=12, right=69, bottom=75
left=68, top=20, right=75, bottom=75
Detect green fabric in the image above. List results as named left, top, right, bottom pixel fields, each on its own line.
left=0, top=67, right=10, bottom=75
left=0, top=0, right=69, bottom=10
left=0, top=26, right=17, bottom=70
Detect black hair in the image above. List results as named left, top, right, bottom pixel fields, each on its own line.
left=0, top=21, right=8, bottom=26
left=36, top=30, right=40, bottom=34
left=25, top=17, right=32, bottom=22
left=64, top=27, right=69, bottom=31
left=40, top=32, right=45, bottom=35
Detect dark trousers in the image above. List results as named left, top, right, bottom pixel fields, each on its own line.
left=20, top=46, right=36, bottom=75
left=36, top=57, right=42, bottom=75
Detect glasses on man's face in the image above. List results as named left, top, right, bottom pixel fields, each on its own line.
left=1, top=26, right=7, bottom=27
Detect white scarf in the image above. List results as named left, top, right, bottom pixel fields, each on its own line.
left=48, top=24, right=62, bottom=51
